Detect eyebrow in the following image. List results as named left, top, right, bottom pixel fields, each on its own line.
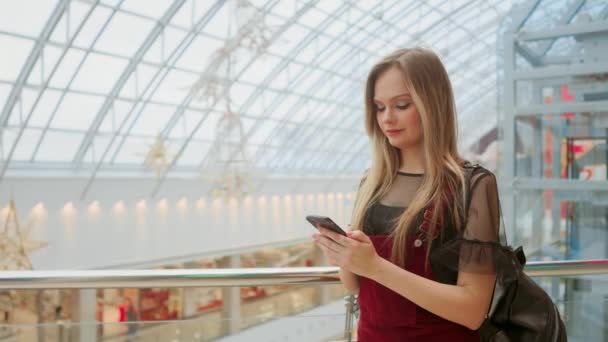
left=373, top=93, right=411, bottom=102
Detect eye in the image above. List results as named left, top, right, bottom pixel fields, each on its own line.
left=375, top=104, right=385, bottom=112
left=396, top=101, right=410, bottom=110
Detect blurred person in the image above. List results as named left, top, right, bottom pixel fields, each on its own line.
left=119, top=297, right=138, bottom=341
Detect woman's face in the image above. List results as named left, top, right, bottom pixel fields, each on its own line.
left=373, top=67, right=423, bottom=150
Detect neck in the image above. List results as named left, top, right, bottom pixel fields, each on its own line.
left=399, top=144, right=425, bottom=174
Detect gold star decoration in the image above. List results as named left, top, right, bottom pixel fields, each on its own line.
left=0, top=200, right=48, bottom=270
left=143, top=134, right=173, bottom=178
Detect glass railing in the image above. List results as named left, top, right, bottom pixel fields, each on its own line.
left=0, top=260, right=606, bottom=342
left=0, top=313, right=349, bottom=341
left=532, top=273, right=608, bottom=342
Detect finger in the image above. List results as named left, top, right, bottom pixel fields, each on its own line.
left=324, top=250, right=342, bottom=267
left=315, top=235, right=341, bottom=254
left=318, top=227, right=348, bottom=246
left=349, top=230, right=370, bottom=242
left=326, top=257, right=339, bottom=266
left=316, top=242, right=342, bottom=265
left=315, top=243, right=333, bottom=262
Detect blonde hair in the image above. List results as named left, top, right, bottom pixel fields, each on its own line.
left=350, top=48, right=466, bottom=268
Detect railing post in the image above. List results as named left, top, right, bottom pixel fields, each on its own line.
left=74, top=289, right=97, bottom=342
left=343, top=294, right=356, bottom=342
left=219, top=255, right=242, bottom=335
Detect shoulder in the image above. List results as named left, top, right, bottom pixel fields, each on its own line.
left=462, top=162, right=496, bottom=190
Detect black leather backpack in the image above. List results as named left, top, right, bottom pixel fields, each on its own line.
left=478, top=244, right=568, bottom=341
left=459, top=165, right=569, bottom=341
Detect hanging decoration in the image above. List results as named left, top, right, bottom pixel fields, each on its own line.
left=191, top=0, right=273, bottom=199
left=143, top=134, right=175, bottom=178
left=0, top=200, right=47, bottom=270
left=205, top=110, right=257, bottom=199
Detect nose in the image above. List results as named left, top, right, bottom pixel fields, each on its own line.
left=380, top=108, right=396, bottom=125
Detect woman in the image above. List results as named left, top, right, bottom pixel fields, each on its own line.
left=313, top=48, right=505, bottom=341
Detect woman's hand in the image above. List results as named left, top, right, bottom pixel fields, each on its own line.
left=312, top=226, right=381, bottom=278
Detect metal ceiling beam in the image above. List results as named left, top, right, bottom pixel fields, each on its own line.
left=0, top=13, right=494, bottom=164
left=194, top=0, right=426, bottom=174
left=102, top=2, right=393, bottom=166
left=258, top=0, right=490, bottom=173
left=30, top=0, right=126, bottom=161
left=510, top=0, right=542, bottom=31
left=0, top=0, right=68, bottom=129
left=290, top=0, right=495, bottom=172
left=515, top=43, right=543, bottom=67
left=512, top=0, right=587, bottom=67
left=0, top=0, right=92, bottom=184
left=412, top=0, right=494, bottom=51
left=456, top=79, right=497, bottom=115
left=0, top=0, right=517, bottom=179
left=150, top=1, right=351, bottom=196
left=514, top=61, right=608, bottom=80
left=535, top=0, right=586, bottom=57
left=72, top=0, right=187, bottom=165
left=103, top=0, right=291, bottom=188
left=243, top=0, right=411, bottom=172
left=103, top=34, right=366, bottom=164
left=5, top=0, right=504, bottom=176
left=78, top=0, right=226, bottom=199
left=0, top=0, right=68, bottom=182
left=518, top=20, right=608, bottom=41
left=517, top=101, right=608, bottom=116
left=167, top=1, right=362, bottom=149
left=327, top=11, right=512, bottom=177
left=328, top=78, right=498, bottom=175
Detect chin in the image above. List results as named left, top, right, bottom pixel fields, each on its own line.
left=388, top=138, right=421, bottom=150
left=387, top=138, right=405, bottom=148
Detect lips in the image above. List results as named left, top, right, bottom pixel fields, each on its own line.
left=385, top=129, right=404, bottom=136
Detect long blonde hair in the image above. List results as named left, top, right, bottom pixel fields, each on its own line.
left=350, top=48, right=466, bottom=268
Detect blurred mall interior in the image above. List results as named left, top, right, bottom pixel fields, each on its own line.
left=0, top=0, right=607, bottom=341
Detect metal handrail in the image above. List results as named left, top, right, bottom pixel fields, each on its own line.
left=0, top=259, right=606, bottom=289
left=0, top=259, right=606, bottom=342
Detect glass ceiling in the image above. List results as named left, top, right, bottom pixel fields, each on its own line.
left=0, top=0, right=577, bottom=180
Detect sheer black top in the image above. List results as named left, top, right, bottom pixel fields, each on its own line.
left=361, top=165, right=512, bottom=284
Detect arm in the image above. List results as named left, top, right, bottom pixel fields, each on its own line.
left=370, top=258, right=495, bottom=330
left=339, top=268, right=360, bottom=295
left=339, top=225, right=359, bottom=294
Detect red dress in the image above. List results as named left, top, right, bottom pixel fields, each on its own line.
left=357, top=235, right=480, bottom=341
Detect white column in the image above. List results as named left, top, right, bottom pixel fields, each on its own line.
left=72, top=289, right=97, bottom=342
left=220, top=255, right=241, bottom=335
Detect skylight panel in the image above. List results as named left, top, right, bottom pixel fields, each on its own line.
left=50, top=92, right=104, bottom=130
left=0, top=35, right=33, bottom=82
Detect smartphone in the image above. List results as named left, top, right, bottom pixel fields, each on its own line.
left=306, top=215, right=347, bottom=236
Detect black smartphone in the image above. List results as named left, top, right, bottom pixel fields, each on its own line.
left=306, top=215, right=347, bottom=236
